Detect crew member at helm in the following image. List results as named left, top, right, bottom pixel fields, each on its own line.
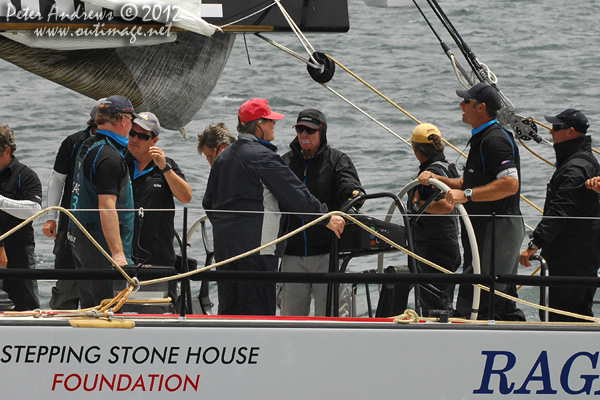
left=418, top=83, right=526, bottom=321
left=407, top=123, right=461, bottom=317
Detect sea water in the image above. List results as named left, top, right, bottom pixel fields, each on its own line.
left=1, top=0, right=599, bottom=319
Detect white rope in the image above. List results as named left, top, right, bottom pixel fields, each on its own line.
left=319, top=83, right=411, bottom=146
left=255, top=33, right=322, bottom=69
left=218, top=2, right=277, bottom=28
left=272, top=0, right=317, bottom=62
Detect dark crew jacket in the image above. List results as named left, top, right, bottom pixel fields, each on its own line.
left=0, top=156, right=42, bottom=256
left=282, top=136, right=364, bottom=256
left=463, top=120, right=521, bottom=217
left=203, top=133, right=329, bottom=262
left=0, top=156, right=42, bottom=311
left=126, top=154, right=186, bottom=266
left=407, top=153, right=460, bottom=243
left=68, top=131, right=134, bottom=258
left=532, top=136, right=600, bottom=275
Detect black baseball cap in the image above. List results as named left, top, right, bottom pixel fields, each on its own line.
left=293, top=109, right=326, bottom=130
left=456, top=83, right=502, bottom=111
left=544, top=109, right=589, bottom=134
left=98, top=95, right=140, bottom=119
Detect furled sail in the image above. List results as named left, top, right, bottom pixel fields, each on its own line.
left=0, top=31, right=235, bottom=131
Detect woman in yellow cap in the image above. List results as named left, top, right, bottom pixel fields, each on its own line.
left=407, top=123, right=461, bottom=317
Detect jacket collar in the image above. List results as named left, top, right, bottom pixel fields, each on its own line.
left=239, top=133, right=278, bottom=152
left=554, top=136, right=591, bottom=166
left=471, top=119, right=498, bottom=136
left=418, top=153, right=447, bottom=173
left=96, top=129, right=128, bottom=149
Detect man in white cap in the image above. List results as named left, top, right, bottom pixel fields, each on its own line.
left=126, top=112, right=192, bottom=269
left=203, top=98, right=345, bottom=316
left=42, top=98, right=104, bottom=310
left=407, top=123, right=460, bottom=317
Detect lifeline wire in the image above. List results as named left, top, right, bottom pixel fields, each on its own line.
left=2, top=206, right=596, bottom=322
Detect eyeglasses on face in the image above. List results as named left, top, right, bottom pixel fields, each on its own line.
left=129, top=129, right=155, bottom=141
left=294, top=126, right=319, bottom=135
left=552, top=124, right=569, bottom=132
left=463, top=98, right=479, bottom=104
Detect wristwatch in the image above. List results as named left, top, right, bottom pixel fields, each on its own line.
left=160, top=163, right=172, bottom=173
left=527, top=240, right=539, bottom=250
left=464, top=188, right=473, bottom=202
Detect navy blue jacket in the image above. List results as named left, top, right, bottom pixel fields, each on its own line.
left=203, top=134, right=329, bottom=261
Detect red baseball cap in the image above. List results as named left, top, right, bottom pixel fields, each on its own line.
left=238, top=99, right=284, bottom=123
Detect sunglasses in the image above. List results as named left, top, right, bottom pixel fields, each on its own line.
left=129, top=129, right=155, bottom=141
left=463, top=98, right=479, bottom=104
left=295, top=126, right=319, bottom=135
left=552, top=124, right=569, bottom=132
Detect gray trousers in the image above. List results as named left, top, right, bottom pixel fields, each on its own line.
left=456, top=216, right=526, bottom=321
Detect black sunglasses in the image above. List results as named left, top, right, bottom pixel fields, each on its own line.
left=463, top=98, right=479, bottom=104
left=552, top=124, right=569, bottom=131
left=129, top=129, right=155, bottom=141
left=295, top=126, right=319, bottom=135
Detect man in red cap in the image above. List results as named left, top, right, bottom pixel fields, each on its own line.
left=203, top=99, right=345, bottom=316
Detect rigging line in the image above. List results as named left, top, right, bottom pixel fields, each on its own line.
left=258, top=0, right=319, bottom=66
left=412, top=0, right=473, bottom=88
left=425, top=0, right=484, bottom=82
left=425, top=0, right=517, bottom=113
left=518, top=138, right=554, bottom=167
left=319, top=83, right=410, bottom=146
left=273, top=0, right=317, bottom=57
left=254, top=33, right=321, bottom=68
left=324, top=54, right=421, bottom=125
left=217, top=2, right=276, bottom=28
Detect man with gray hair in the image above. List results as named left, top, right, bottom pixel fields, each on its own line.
left=197, top=122, right=236, bottom=166
left=0, top=123, right=43, bottom=310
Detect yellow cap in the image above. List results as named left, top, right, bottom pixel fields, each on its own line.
left=410, top=123, right=441, bottom=144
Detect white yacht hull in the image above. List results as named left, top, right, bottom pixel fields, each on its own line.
left=1, top=315, right=598, bottom=398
